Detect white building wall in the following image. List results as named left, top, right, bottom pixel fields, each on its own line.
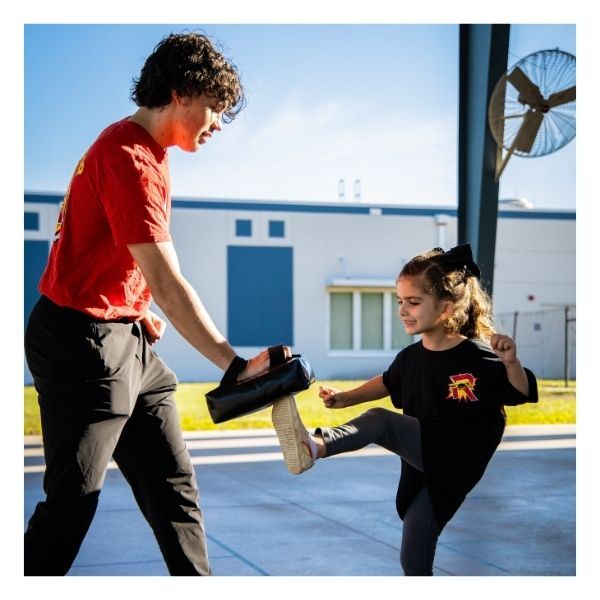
left=154, top=205, right=230, bottom=383
left=494, top=215, right=576, bottom=312
left=496, top=307, right=576, bottom=380
left=24, top=195, right=575, bottom=383
left=154, top=204, right=575, bottom=381
left=492, top=214, right=576, bottom=379
left=291, top=210, right=458, bottom=380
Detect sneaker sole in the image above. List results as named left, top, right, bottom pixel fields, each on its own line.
left=272, top=394, right=313, bottom=475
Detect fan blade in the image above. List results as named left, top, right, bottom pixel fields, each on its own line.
left=513, top=110, right=544, bottom=154
left=507, top=66, right=544, bottom=108
left=547, top=85, right=576, bottom=108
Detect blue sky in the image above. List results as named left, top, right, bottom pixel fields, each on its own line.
left=24, top=23, right=575, bottom=210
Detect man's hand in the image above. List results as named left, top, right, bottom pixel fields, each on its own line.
left=237, top=346, right=292, bottom=381
left=140, top=309, right=167, bottom=344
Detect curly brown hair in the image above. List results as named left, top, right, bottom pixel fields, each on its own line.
left=399, top=248, right=496, bottom=342
left=130, top=31, right=246, bottom=122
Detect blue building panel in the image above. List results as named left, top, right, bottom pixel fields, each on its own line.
left=235, top=219, right=252, bottom=237
left=269, top=220, right=285, bottom=238
left=24, top=240, right=49, bottom=326
left=227, top=246, right=293, bottom=346
left=24, top=212, right=39, bottom=231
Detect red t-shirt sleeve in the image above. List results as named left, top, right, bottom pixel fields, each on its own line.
left=101, top=144, right=171, bottom=246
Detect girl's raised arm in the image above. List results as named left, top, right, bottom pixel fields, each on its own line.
left=490, top=333, right=530, bottom=396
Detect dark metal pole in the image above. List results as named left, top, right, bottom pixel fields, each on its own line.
left=458, top=24, right=510, bottom=296
left=564, top=306, right=569, bottom=388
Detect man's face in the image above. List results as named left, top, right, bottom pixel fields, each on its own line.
left=171, top=93, right=225, bottom=152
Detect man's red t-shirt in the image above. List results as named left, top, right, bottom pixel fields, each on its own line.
left=39, top=118, right=171, bottom=321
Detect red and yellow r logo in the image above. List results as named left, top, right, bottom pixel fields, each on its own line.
left=446, top=373, right=479, bottom=402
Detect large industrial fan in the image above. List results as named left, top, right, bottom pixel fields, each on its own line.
left=488, top=48, right=576, bottom=180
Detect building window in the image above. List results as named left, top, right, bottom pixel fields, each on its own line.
left=25, top=212, right=39, bottom=231
left=329, top=290, right=412, bottom=352
left=361, top=292, right=384, bottom=349
left=235, top=219, right=252, bottom=237
left=330, top=292, right=353, bottom=349
left=269, top=220, right=285, bottom=238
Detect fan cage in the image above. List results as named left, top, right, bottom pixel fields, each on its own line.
left=488, top=49, right=576, bottom=157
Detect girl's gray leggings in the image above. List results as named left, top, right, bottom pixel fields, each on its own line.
left=316, top=407, right=441, bottom=576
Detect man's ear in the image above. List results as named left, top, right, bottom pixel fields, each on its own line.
left=170, top=90, right=185, bottom=105
left=172, top=91, right=193, bottom=108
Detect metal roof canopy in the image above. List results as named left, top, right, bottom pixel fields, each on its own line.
left=458, top=24, right=510, bottom=296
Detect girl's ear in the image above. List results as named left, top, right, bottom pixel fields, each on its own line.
left=441, top=300, right=455, bottom=320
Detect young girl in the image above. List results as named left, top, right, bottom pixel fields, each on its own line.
left=271, top=243, right=538, bottom=576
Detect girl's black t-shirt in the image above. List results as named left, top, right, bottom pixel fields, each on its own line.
left=382, top=338, right=538, bottom=529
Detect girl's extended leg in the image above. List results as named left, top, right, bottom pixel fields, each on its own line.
left=272, top=401, right=421, bottom=475
left=316, top=407, right=423, bottom=471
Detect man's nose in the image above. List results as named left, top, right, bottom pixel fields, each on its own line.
left=211, top=114, right=223, bottom=132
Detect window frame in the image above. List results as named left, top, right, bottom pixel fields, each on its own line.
left=327, top=286, right=413, bottom=357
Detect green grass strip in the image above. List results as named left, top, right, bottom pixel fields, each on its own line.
left=24, top=380, right=575, bottom=436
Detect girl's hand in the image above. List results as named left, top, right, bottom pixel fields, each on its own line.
left=490, top=333, right=519, bottom=365
left=318, top=385, right=347, bottom=409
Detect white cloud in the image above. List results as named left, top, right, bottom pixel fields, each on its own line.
left=170, top=94, right=457, bottom=206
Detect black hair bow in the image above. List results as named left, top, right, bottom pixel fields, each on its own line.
left=432, top=243, right=481, bottom=279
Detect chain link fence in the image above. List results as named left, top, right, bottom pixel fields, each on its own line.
left=496, top=306, right=576, bottom=382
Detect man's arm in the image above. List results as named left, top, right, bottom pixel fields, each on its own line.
left=128, top=241, right=269, bottom=377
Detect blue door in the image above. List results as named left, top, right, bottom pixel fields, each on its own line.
left=24, top=240, right=49, bottom=326
left=227, top=246, right=293, bottom=346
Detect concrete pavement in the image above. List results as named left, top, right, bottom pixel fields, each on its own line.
left=24, top=424, right=576, bottom=576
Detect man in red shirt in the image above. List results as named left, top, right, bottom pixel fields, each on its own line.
left=25, top=32, right=276, bottom=576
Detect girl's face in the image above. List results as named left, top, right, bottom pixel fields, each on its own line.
left=396, top=276, right=453, bottom=336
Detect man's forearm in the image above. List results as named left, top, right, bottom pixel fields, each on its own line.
left=127, top=241, right=237, bottom=372
left=152, top=272, right=235, bottom=371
